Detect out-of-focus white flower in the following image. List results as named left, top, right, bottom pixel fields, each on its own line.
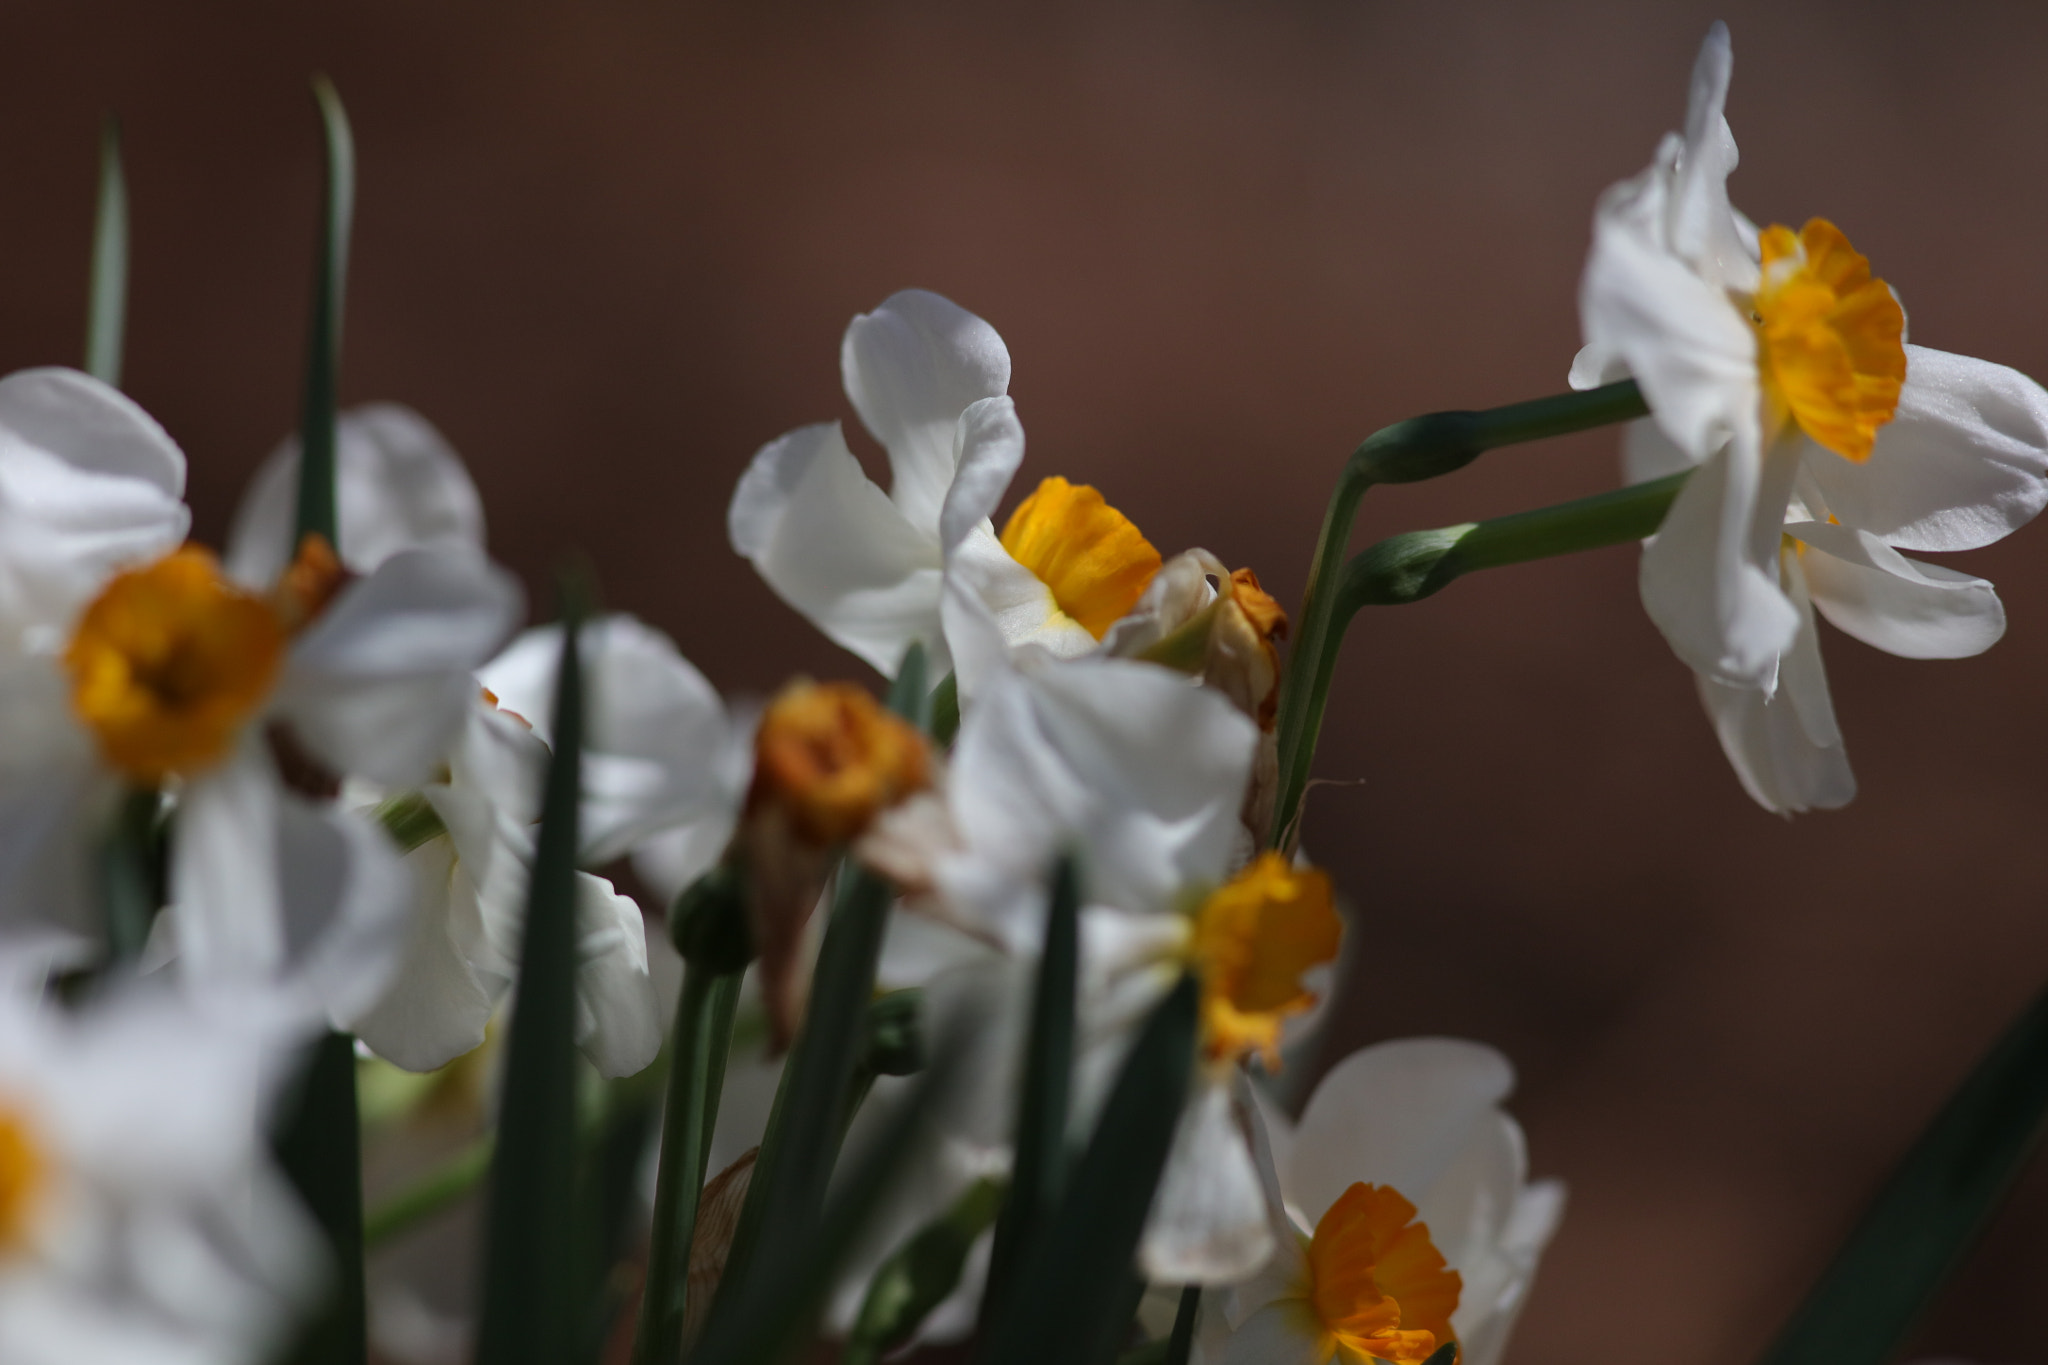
left=1195, top=1040, right=1563, bottom=1365
left=1572, top=23, right=2048, bottom=811
left=730, top=290, right=1163, bottom=682
left=225, top=404, right=486, bottom=585
left=0, top=981, right=319, bottom=1365
left=0, top=384, right=523, bottom=1023
left=479, top=616, right=750, bottom=904
left=0, top=369, right=190, bottom=659
left=348, top=696, right=661, bottom=1078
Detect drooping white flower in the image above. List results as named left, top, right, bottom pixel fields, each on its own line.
left=730, top=291, right=1164, bottom=682
left=1194, top=1039, right=1563, bottom=1365
left=0, top=980, right=319, bottom=1365
left=1572, top=22, right=2048, bottom=811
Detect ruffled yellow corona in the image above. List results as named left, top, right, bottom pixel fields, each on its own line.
left=1308, top=1183, right=1462, bottom=1365
left=1189, top=852, right=1341, bottom=1067
left=64, top=547, right=287, bottom=783
left=0, top=1105, right=46, bottom=1258
left=750, top=680, right=929, bottom=846
left=1753, top=218, right=1906, bottom=462
left=1000, top=476, right=1162, bottom=638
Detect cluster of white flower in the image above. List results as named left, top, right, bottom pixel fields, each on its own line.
left=0, top=21, right=2042, bottom=1365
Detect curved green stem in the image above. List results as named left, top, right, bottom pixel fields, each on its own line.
left=1269, top=381, right=1649, bottom=845
left=84, top=114, right=127, bottom=388
left=1274, top=470, right=1685, bottom=846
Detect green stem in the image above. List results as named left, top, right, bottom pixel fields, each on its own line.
left=1274, top=470, right=1685, bottom=847
left=83, top=114, right=127, bottom=388
left=97, top=786, right=159, bottom=963
left=273, top=1031, right=369, bottom=1365
left=294, top=77, right=354, bottom=552
left=1268, top=381, right=1650, bottom=845
left=631, top=966, right=742, bottom=1365
left=364, top=1132, right=494, bottom=1249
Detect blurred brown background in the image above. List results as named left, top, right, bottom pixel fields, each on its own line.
left=5, top=2, right=2047, bottom=1361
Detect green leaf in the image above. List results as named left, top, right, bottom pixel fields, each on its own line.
left=630, top=959, right=743, bottom=1365
left=271, top=1031, right=368, bottom=1365
left=83, top=114, right=127, bottom=388
left=474, top=582, right=590, bottom=1365
left=977, top=973, right=1199, bottom=1365
left=844, top=1176, right=1006, bottom=1365
left=293, top=76, right=355, bottom=552
left=889, top=641, right=930, bottom=728
left=1755, top=980, right=2048, bottom=1365
left=928, top=671, right=961, bottom=747
left=709, top=867, right=896, bottom=1327
left=96, top=787, right=160, bottom=963
left=979, top=854, right=1080, bottom=1330
left=688, top=1037, right=961, bottom=1365
left=1164, top=1284, right=1201, bottom=1365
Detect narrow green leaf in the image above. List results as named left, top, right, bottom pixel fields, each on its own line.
left=709, top=867, right=895, bottom=1328
left=474, top=582, right=589, bottom=1365
left=979, top=854, right=1080, bottom=1330
left=844, top=1176, right=1006, bottom=1365
left=271, top=1031, right=368, bottom=1365
left=363, top=1131, right=493, bottom=1250
left=688, top=1039, right=960, bottom=1365
left=1756, top=980, right=2048, bottom=1365
left=928, top=671, right=961, bottom=747
left=889, top=641, right=930, bottom=728
left=96, top=787, right=159, bottom=963
left=630, top=960, right=743, bottom=1365
left=1164, top=1284, right=1201, bottom=1365
left=978, top=973, right=1199, bottom=1365
left=293, top=76, right=355, bottom=552
left=83, top=114, right=128, bottom=388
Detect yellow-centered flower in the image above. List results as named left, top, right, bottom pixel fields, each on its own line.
left=750, top=680, right=930, bottom=846
left=63, top=546, right=286, bottom=784
left=1189, top=852, right=1341, bottom=1068
left=0, top=1103, right=48, bottom=1260
left=999, top=476, right=1162, bottom=639
left=1752, top=218, right=1906, bottom=462
left=1307, top=1183, right=1462, bottom=1365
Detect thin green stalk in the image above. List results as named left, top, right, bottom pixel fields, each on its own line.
left=97, top=787, right=159, bottom=963
left=364, top=1133, right=494, bottom=1248
left=273, top=1032, right=369, bottom=1365
left=83, top=114, right=128, bottom=388
left=1269, top=380, right=1648, bottom=846
left=1164, top=1285, right=1200, bottom=1365
left=475, top=584, right=589, bottom=1365
left=294, top=77, right=354, bottom=551
left=630, top=965, right=742, bottom=1365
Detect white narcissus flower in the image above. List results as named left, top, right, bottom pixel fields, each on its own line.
left=0, top=981, right=319, bottom=1365
left=479, top=616, right=750, bottom=905
left=0, top=380, right=524, bottom=1028
left=226, top=417, right=672, bottom=1076
left=1195, top=1040, right=1563, bottom=1365
left=1573, top=22, right=2048, bottom=812
left=730, top=290, right=1164, bottom=683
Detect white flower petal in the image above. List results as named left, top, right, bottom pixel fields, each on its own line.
left=841, top=290, right=1011, bottom=535
left=1455, top=1179, right=1567, bottom=1365
left=1141, top=1079, right=1274, bottom=1284
left=273, top=795, right=412, bottom=1025
left=1286, top=1037, right=1515, bottom=1229
left=347, top=821, right=499, bottom=1073
left=1790, top=521, right=2004, bottom=660
left=1694, top=589, right=1855, bottom=816
left=1622, top=416, right=1699, bottom=485
left=0, top=368, right=189, bottom=642
left=569, top=873, right=661, bottom=1078
left=0, top=658, right=109, bottom=949
left=1638, top=441, right=1801, bottom=687
left=729, top=420, right=946, bottom=676
left=1801, top=345, right=2048, bottom=552
left=1667, top=22, right=1753, bottom=292
left=937, top=396, right=1028, bottom=555
left=168, top=745, right=288, bottom=987
left=278, top=548, right=523, bottom=787
left=225, top=403, right=486, bottom=586
left=944, top=525, right=1096, bottom=697
left=1213, top=1300, right=1326, bottom=1365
